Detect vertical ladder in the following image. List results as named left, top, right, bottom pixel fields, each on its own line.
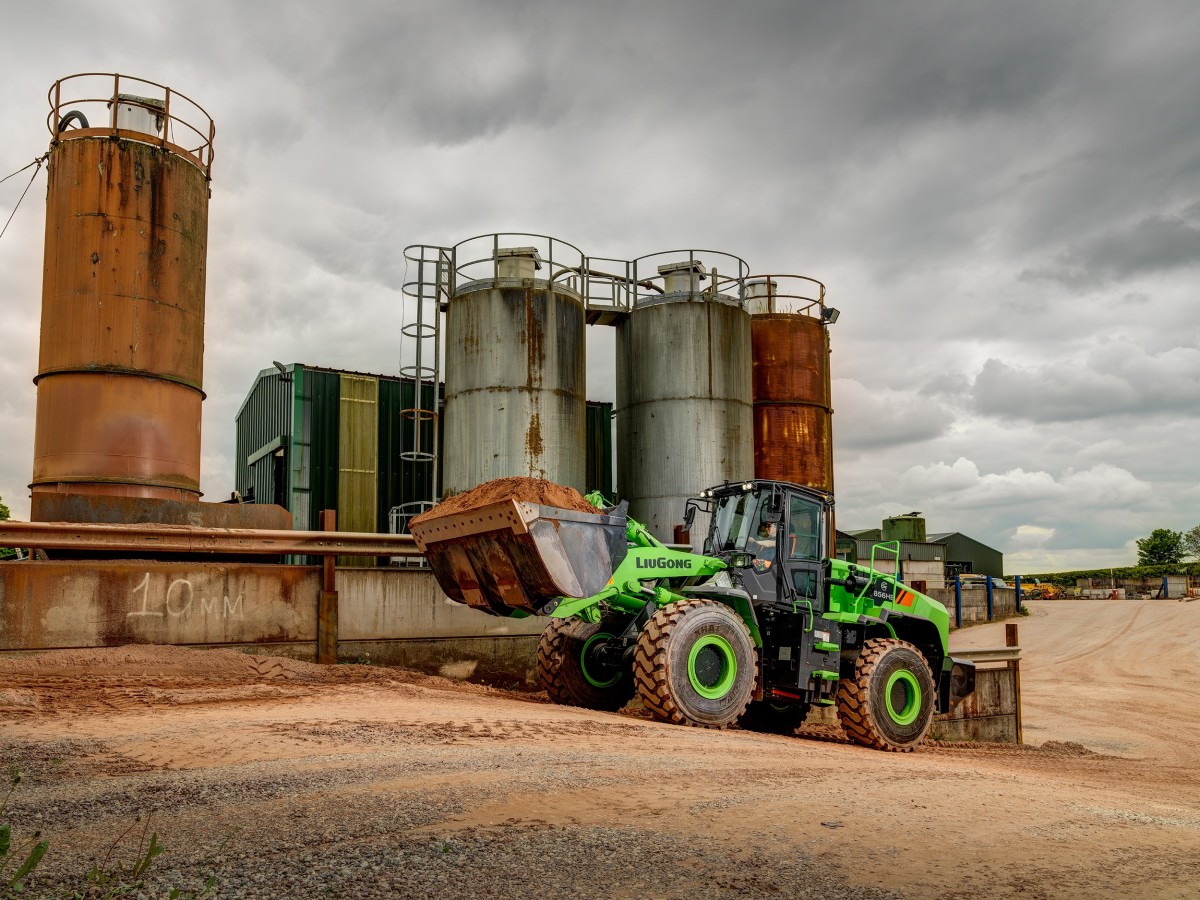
left=395, top=245, right=450, bottom=546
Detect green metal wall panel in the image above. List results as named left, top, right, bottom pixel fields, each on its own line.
left=338, top=375, right=380, bottom=565
left=378, top=380, right=441, bottom=532
left=308, top=368, right=341, bottom=532
left=585, top=401, right=613, bottom=498
left=234, top=369, right=293, bottom=509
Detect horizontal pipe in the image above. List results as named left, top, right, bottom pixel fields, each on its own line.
left=0, top=520, right=422, bottom=557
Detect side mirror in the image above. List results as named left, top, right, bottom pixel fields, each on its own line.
left=728, top=552, right=753, bottom=569
left=684, top=503, right=696, bottom=530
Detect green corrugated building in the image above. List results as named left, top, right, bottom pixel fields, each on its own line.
left=926, top=532, right=1004, bottom=579
left=235, top=364, right=613, bottom=545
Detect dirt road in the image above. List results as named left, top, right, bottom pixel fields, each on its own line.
left=1, top=598, right=1197, bottom=898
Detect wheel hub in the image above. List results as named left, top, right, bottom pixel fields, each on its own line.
left=686, top=634, right=738, bottom=699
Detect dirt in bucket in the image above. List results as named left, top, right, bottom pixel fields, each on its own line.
left=409, top=477, right=599, bottom=526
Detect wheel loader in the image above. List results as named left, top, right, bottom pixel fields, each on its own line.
left=410, top=479, right=975, bottom=751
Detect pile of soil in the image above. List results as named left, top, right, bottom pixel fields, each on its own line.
left=411, top=477, right=597, bottom=526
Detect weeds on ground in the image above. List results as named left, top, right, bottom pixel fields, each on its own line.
left=1, top=765, right=49, bottom=896
left=69, top=818, right=234, bottom=899
left=1, top=763, right=229, bottom=899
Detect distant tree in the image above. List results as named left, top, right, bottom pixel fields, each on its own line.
left=1184, top=524, right=1200, bottom=562
left=1136, top=528, right=1184, bottom=566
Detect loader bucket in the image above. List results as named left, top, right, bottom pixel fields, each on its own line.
left=409, top=500, right=628, bottom=616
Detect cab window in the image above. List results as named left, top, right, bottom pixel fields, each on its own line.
left=787, top=496, right=821, bottom=560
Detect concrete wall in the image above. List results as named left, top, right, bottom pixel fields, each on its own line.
left=929, top=664, right=1018, bottom=742
left=335, top=567, right=544, bottom=686
left=0, top=560, right=544, bottom=685
left=902, top=560, right=945, bottom=592
left=0, top=560, right=318, bottom=651
left=930, top=586, right=1018, bottom=627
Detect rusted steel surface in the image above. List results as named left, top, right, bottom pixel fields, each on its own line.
left=751, top=313, right=834, bottom=493
left=615, top=295, right=753, bottom=540
left=442, top=282, right=586, bottom=495
left=48, top=73, right=216, bottom=177
left=33, top=101, right=210, bottom=500
left=31, top=492, right=292, bottom=529
left=37, top=136, right=209, bottom=386
left=32, top=373, right=202, bottom=499
left=0, top=560, right=316, bottom=651
left=0, top=520, right=421, bottom=557
left=319, top=510, right=338, bottom=663
left=410, top=499, right=627, bottom=616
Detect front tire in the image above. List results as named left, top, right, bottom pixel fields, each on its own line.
left=537, top=615, right=635, bottom=711
left=634, top=600, right=757, bottom=728
left=837, top=638, right=935, bottom=752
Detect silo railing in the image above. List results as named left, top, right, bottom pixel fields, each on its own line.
left=47, top=73, right=215, bottom=177
left=630, top=249, right=750, bottom=306
left=450, top=232, right=586, bottom=297
left=744, top=274, right=828, bottom=317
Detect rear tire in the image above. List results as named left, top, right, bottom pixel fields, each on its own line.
left=837, top=638, right=935, bottom=752
left=536, top=615, right=635, bottom=711
left=634, top=600, right=757, bottom=728
left=739, top=700, right=810, bottom=735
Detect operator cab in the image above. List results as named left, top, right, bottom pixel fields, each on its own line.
left=687, top=480, right=831, bottom=610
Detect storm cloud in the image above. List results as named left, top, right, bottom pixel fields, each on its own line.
left=1, top=0, right=1199, bottom=572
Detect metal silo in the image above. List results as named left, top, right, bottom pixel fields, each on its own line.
left=31, top=74, right=215, bottom=504
left=748, top=275, right=836, bottom=494
left=615, top=252, right=753, bottom=541
left=441, top=234, right=587, bottom=496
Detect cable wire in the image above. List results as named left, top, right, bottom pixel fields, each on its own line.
left=0, top=156, right=46, bottom=242
left=0, top=154, right=47, bottom=186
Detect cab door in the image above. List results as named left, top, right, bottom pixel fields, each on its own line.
left=781, top=492, right=824, bottom=614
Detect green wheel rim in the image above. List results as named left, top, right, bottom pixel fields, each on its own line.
left=885, top=669, right=922, bottom=726
left=580, top=632, right=620, bottom=688
left=687, top=635, right=737, bottom=699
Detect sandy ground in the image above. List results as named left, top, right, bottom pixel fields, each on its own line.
left=1, top=598, right=1198, bottom=898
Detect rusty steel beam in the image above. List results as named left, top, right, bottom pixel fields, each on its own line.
left=318, top=509, right=339, bottom=664
left=0, top=520, right=422, bottom=557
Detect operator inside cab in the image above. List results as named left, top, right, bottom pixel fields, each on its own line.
left=751, top=520, right=778, bottom=573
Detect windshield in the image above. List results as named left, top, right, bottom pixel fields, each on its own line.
left=707, top=490, right=768, bottom=553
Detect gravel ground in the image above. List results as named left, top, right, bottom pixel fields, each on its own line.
left=3, top=601, right=1199, bottom=898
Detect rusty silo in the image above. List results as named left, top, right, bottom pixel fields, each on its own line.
left=748, top=275, right=836, bottom=494
left=31, top=74, right=215, bottom=506
left=615, top=252, right=753, bottom=541
left=440, top=234, right=587, bottom=496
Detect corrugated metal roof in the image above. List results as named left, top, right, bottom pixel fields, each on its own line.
left=926, top=531, right=1001, bottom=556
left=846, top=527, right=882, bottom=539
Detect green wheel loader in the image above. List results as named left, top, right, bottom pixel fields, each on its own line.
left=411, top=479, right=975, bottom=752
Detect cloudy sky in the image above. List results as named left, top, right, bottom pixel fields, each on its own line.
left=1, top=1, right=1198, bottom=573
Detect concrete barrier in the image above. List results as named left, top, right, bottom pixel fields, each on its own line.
left=930, top=647, right=1021, bottom=742
left=929, top=586, right=1018, bottom=627
left=0, top=560, right=543, bottom=685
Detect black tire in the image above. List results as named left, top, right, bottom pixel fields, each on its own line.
left=739, top=700, right=810, bottom=735
left=633, top=599, right=757, bottom=728
left=837, top=638, right=936, bottom=752
left=536, top=615, right=635, bottom=711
